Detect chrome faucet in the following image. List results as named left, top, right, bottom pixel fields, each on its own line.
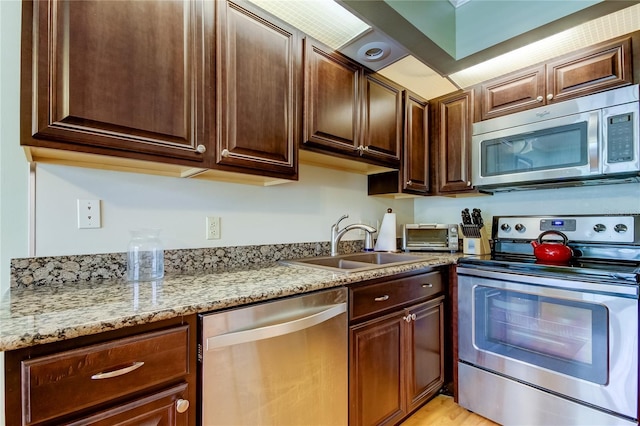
left=330, top=214, right=377, bottom=256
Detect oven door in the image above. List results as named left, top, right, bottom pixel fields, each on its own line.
left=458, top=266, right=638, bottom=419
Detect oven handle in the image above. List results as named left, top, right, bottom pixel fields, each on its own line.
left=457, top=266, right=638, bottom=298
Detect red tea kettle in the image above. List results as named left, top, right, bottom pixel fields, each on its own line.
left=531, top=230, right=573, bottom=264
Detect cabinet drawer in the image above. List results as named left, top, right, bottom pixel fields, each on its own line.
left=350, top=272, right=442, bottom=322
left=21, top=325, right=189, bottom=425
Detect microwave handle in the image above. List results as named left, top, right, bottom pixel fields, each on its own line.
left=588, top=112, right=599, bottom=173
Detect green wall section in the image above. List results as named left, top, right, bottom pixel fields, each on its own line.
left=384, top=0, right=457, bottom=57
left=386, top=0, right=601, bottom=60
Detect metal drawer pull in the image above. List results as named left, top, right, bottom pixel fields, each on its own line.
left=422, top=283, right=433, bottom=288
left=176, top=399, right=190, bottom=414
left=90, top=361, right=145, bottom=380
left=374, top=295, right=390, bottom=302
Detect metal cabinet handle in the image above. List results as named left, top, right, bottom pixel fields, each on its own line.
left=422, top=283, right=433, bottom=288
left=207, top=303, right=346, bottom=349
left=374, top=295, right=389, bottom=302
left=403, top=313, right=417, bottom=323
left=546, top=93, right=554, bottom=101
left=196, top=144, right=206, bottom=153
left=536, top=95, right=543, bottom=102
left=176, top=399, right=190, bottom=414
left=221, top=148, right=230, bottom=157
left=90, top=361, right=144, bottom=380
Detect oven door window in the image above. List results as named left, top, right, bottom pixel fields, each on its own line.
left=474, top=287, right=608, bottom=384
left=406, top=228, right=447, bottom=246
left=480, top=121, right=588, bottom=177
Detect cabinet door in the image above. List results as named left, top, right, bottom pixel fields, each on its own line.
left=350, top=313, right=406, bottom=426
left=403, top=91, right=429, bottom=194
left=478, top=65, right=545, bottom=121
left=21, top=0, right=210, bottom=165
left=216, top=1, right=300, bottom=178
left=546, top=36, right=632, bottom=104
left=65, top=383, right=189, bottom=426
left=406, top=297, right=445, bottom=413
left=432, top=90, right=474, bottom=193
left=304, top=38, right=361, bottom=154
left=362, top=73, right=402, bottom=166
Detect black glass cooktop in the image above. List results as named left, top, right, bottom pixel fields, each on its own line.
left=458, top=254, right=640, bottom=284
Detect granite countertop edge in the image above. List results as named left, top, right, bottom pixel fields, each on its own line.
left=0, top=254, right=462, bottom=352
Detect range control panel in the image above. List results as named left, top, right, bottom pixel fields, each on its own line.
left=495, top=215, right=639, bottom=244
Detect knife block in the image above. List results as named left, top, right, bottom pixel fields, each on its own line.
left=460, top=225, right=491, bottom=255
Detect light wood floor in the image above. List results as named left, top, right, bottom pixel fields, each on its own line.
left=400, top=395, right=499, bottom=426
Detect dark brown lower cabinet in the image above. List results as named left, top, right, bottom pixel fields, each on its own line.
left=349, top=270, right=446, bottom=426
left=66, top=383, right=189, bottom=426
left=4, top=316, right=197, bottom=426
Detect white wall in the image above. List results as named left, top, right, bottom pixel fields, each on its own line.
left=1, top=1, right=30, bottom=425
left=34, top=163, right=414, bottom=256
left=414, top=183, right=640, bottom=234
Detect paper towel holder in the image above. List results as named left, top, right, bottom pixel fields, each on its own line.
left=374, top=208, right=399, bottom=252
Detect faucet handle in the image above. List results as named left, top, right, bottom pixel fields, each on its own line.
left=332, top=214, right=349, bottom=229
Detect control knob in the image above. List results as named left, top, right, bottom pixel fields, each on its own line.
left=500, top=223, right=511, bottom=232
left=593, top=224, right=607, bottom=233
left=515, top=224, right=526, bottom=232
left=614, top=224, right=628, bottom=233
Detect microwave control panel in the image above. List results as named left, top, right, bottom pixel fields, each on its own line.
left=607, top=113, right=635, bottom=163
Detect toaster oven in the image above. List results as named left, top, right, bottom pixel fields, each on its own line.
left=402, top=224, right=459, bottom=252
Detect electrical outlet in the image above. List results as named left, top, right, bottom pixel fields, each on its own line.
left=206, top=216, right=221, bottom=240
left=77, top=199, right=101, bottom=229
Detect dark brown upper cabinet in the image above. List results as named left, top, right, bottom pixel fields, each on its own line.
left=368, top=90, right=429, bottom=197
left=402, top=91, right=429, bottom=194
left=476, top=34, right=633, bottom=121
left=21, top=0, right=301, bottom=185
left=430, top=90, right=476, bottom=195
left=303, top=38, right=401, bottom=170
left=21, top=0, right=212, bottom=167
left=215, top=0, right=301, bottom=180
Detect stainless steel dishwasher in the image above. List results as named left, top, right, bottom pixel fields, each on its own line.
left=199, top=287, right=347, bottom=426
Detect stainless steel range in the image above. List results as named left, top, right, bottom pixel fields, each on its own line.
left=457, top=214, right=640, bottom=426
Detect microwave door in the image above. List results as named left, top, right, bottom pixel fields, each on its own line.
left=472, top=111, right=600, bottom=187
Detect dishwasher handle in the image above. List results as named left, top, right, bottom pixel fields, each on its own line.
left=206, top=303, right=346, bottom=350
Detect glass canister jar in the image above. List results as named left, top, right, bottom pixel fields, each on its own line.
left=127, top=229, right=164, bottom=281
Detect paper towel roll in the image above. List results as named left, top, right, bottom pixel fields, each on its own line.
left=374, top=210, right=397, bottom=252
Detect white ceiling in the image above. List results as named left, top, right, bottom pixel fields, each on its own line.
left=248, top=1, right=640, bottom=101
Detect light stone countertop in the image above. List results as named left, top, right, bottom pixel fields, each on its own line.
left=0, top=253, right=462, bottom=352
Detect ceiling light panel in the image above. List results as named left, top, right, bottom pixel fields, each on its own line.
left=450, top=3, right=640, bottom=88
left=248, top=0, right=371, bottom=49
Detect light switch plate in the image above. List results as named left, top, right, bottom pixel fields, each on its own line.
left=77, top=199, right=101, bottom=229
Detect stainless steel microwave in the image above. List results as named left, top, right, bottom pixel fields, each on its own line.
left=472, top=85, right=640, bottom=191
left=402, top=224, right=459, bottom=252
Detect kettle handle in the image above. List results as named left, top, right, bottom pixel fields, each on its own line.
left=537, top=230, right=569, bottom=245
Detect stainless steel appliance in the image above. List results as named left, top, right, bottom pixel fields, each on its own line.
left=199, top=288, right=347, bottom=426
left=402, top=223, right=459, bottom=252
left=472, top=85, right=640, bottom=191
left=457, top=214, right=640, bottom=426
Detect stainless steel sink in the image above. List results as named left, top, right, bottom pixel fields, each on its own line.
left=281, top=252, right=427, bottom=273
